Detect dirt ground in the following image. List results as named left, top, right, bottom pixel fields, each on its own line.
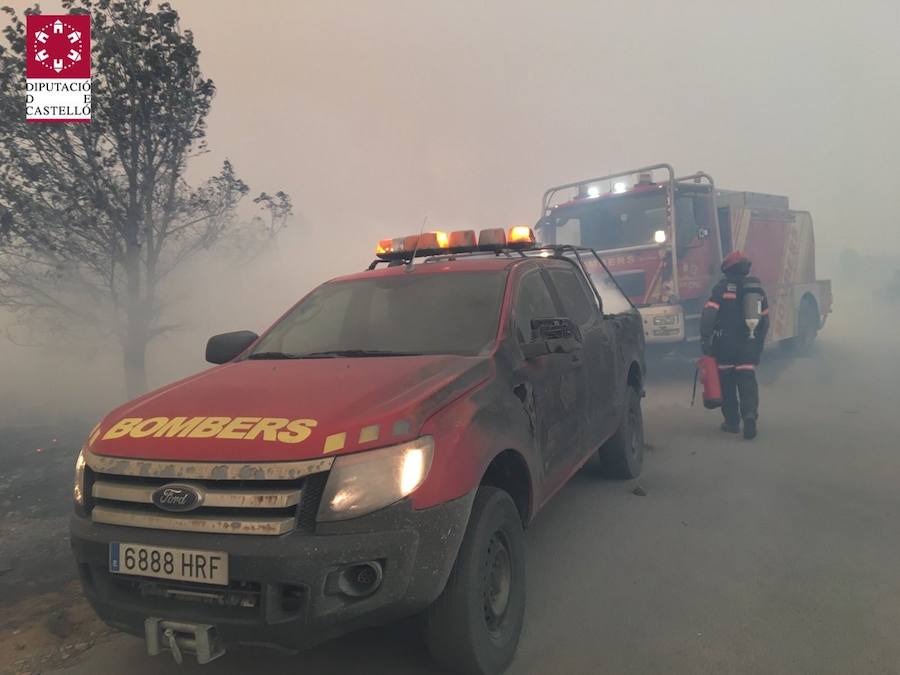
left=0, top=424, right=103, bottom=675
left=0, top=581, right=114, bottom=675
left=0, top=424, right=89, bottom=606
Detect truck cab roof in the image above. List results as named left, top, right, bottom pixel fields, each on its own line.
left=332, top=254, right=523, bottom=284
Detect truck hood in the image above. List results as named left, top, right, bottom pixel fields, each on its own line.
left=90, top=355, right=491, bottom=462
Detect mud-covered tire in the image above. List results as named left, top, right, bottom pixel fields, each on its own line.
left=425, top=487, right=526, bottom=675
left=597, top=385, right=644, bottom=479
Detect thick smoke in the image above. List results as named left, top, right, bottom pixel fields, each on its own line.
left=2, top=0, right=899, bottom=420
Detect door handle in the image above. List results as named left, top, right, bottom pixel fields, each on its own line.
left=571, top=352, right=583, bottom=366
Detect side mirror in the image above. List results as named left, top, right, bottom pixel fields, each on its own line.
left=522, top=318, right=582, bottom=359
left=206, top=330, right=259, bottom=364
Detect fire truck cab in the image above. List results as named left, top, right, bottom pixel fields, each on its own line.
left=536, top=164, right=832, bottom=352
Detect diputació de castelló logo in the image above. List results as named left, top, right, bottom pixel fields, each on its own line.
left=25, top=14, right=91, bottom=122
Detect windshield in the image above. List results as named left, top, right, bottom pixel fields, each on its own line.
left=248, top=270, right=508, bottom=358
left=543, top=190, right=710, bottom=250
left=562, top=253, right=635, bottom=315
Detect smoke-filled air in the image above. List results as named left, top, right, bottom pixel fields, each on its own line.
left=1, top=1, right=899, bottom=674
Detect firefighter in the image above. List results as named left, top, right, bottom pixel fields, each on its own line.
left=700, top=250, right=769, bottom=439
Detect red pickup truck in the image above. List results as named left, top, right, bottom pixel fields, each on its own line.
left=71, top=227, right=645, bottom=674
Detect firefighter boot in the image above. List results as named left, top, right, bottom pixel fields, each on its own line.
left=735, top=368, right=760, bottom=440
left=743, top=417, right=757, bottom=440
left=719, top=368, right=741, bottom=433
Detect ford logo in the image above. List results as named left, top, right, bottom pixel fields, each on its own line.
left=151, top=484, right=204, bottom=513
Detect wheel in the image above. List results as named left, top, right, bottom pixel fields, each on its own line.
left=597, top=385, right=644, bottom=479
left=794, top=296, right=819, bottom=354
left=781, top=296, right=819, bottom=355
left=425, top=487, right=526, bottom=675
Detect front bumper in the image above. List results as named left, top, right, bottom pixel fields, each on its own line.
left=639, top=304, right=685, bottom=343
left=70, top=492, right=474, bottom=650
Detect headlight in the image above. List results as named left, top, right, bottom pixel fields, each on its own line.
left=74, top=448, right=86, bottom=505
left=318, top=436, right=434, bottom=522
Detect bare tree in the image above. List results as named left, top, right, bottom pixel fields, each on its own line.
left=0, top=0, right=291, bottom=397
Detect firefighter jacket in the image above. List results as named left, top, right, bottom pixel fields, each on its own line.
left=700, top=260, right=769, bottom=365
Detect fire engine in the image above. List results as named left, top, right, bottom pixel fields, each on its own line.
left=536, top=164, right=832, bottom=352
left=71, top=226, right=645, bottom=675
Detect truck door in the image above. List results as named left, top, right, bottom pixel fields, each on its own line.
left=675, top=193, right=719, bottom=302
left=545, top=264, right=619, bottom=446
left=511, top=269, right=588, bottom=483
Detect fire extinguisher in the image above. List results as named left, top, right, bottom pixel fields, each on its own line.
left=692, top=355, right=722, bottom=409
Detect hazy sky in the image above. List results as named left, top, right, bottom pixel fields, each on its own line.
left=11, top=0, right=900, bottom=261
left=169, top=0, right=900, bottom=261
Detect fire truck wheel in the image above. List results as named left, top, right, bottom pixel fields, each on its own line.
left=425, top=487, right=526, bottom=675
left=783, top=296, right=819, bottom=355
left=795, top=296, right=819, bottom=354
left=597, top=385, right=644, bottom=479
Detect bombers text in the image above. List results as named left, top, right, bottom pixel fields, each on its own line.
left=101, top=417, right=318, bottom=444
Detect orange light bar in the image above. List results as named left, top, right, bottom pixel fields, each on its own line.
left=403, top=234, right=420, bottom=251
left=375, top=235, right=415, bottom=260
left=507, top=226, right=536, bottom=247
left=478, top=228, right=507, bottom=249
left=376, top=239, right=393, bottom=257
left=449, top=229, right=477, bottom=252
left=417, top=231, right=449, bottom=253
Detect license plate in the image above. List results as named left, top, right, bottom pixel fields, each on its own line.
left=110, top=543, right=228, bottom=586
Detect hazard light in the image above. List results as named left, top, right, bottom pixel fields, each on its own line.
left=375, top=232, right=449, bottom=260
left=375, top=235, right=412, bottom=260
left=416, top=231, right=450, bottom=255
left=376, top=239, right=393, bottom=256
left=449, top=229, right=477, bottom=253
left=375, top=226, right=539, bottom=261
left=507, top=226, right=536, bottom=247
left=478, top=228, right=507, bottom=250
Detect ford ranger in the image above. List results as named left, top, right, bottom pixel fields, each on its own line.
left=70, top=226, right=645, bottom=675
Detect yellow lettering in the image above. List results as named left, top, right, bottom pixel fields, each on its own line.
left=245, top=417, right=289, bottom=441
left=187, top=416, right=232, bottom=438
left=102, top=415, right=320, bottom=442
left=102, top=418, right=142, bottom=440
left=217, top=416, right=262, bottom=440
left=153, top=416, right=207, bottom=438
left=277, top=418, right=318, bottom=444
left=129, top=417, right=170, bottom=438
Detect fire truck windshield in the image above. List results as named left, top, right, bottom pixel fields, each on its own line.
left=544, top=191, right=706, bottom=251
left=248, top=270, right=508, bottom=358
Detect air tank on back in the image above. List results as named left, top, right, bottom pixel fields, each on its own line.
left=743, top=286, right=764, bottom=339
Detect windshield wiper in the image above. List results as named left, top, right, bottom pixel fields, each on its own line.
left=246, top=351, right=305, bottom=360
left=297, top=349, right=424, bottom=358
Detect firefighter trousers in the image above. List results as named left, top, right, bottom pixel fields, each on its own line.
left=719, top=365, right=759, bottom=425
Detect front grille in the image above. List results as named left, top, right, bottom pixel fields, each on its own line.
left=84, top=451, right=334, bottom=536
